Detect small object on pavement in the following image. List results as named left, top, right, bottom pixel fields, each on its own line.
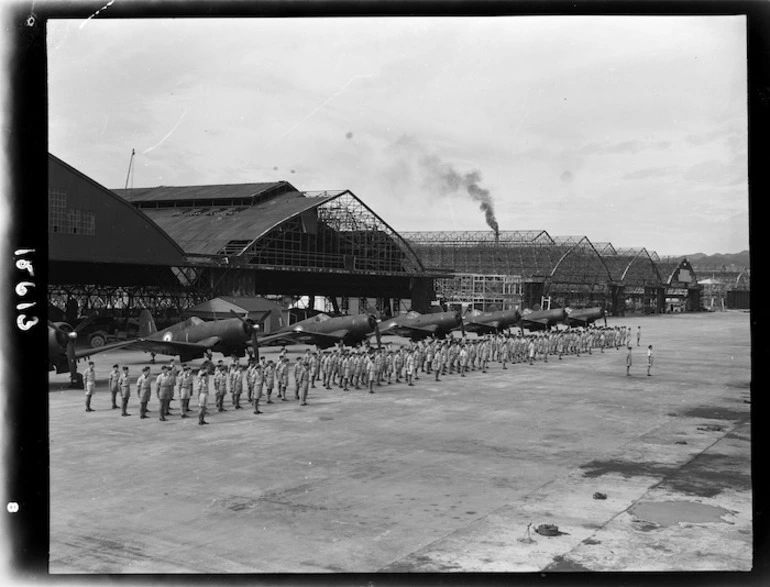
left=535, top=523, right=568, bottom=536
left=592, top=492, right=607, bottom=500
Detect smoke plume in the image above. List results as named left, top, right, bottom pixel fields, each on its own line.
left=417, top=150, right=499, bottom=235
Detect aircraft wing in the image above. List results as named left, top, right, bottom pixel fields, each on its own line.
left=71, top=340, right=140, bottom=360
left=383, top=323, right=439, bottom=337
left=128, top=337, right=221, bottom=357
left=464, top=320, right=502, bottom=334
left=257, top=329, right=350, bottom=347
left=519, top=317, right=551, bottom=329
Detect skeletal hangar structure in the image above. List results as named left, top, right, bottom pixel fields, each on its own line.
left=47, top=154, right=437, bottom=325
left=402, top=231, right=708, bottom=315
left=48, top=153, right=747, bottom=326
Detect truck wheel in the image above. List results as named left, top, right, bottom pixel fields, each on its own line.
left=89, top=332, right=107, bottom=348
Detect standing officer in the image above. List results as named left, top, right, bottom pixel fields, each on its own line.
left=252, top=364, right=264, bottom=414
left=626, top=345, right=633, bottom=376
left=294, top=357, right=304, bottom=398
left=232, top=365, right=245, bottom=409
left=108, top=364, right=121, bottom=410
left=405, top=349, right=416, bottom=386
left=119, top=366, right=131, bottom=416
left=637, top=326, right=642, bottom=347
left=264, top=360, right=276, bottom=403
left=647, top=345, right=654, bottom=376
left=213, top=365, right=225, bottom=412
left=167, top=358, right=179, bottom=413
left=366, top=354, right=376, bottom=394
left=156, top=366, right=172, bottom=421
left=137, top=366, right=152, bottom=419
left=179, top=366, right=193, bottom=418
left=197, top=366, right=209, bottom=425
left=299, top=360, right=310, bottom=406
left=84, top=361, right=96, bottom=412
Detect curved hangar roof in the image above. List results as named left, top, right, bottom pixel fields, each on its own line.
left=115, top=183, right=332, bottom=255
left=49, top=154, right=186, bottom=265
left=113, top=184, right=425, bottom=274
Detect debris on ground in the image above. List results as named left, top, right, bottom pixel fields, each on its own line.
left=593, top=492, right=607, bottom=500
left=675, top=440, right=688, bottom=445
left=535, top=524, right=569, bottom=536
left=697, top=424, right=724, bottom=432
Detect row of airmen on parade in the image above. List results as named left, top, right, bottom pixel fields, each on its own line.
left=82, top=325, right=641, bottom=423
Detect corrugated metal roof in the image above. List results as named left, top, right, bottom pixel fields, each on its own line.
left=217, top=296, right=284, bottom=312
left=137, top=192, right=337, bottom=255
left=113, top=182, right=295, bottom=202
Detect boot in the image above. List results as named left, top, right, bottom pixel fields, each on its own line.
left=111, top=392, right=118, bottom=409
left=85, top=396, right=94, bottom=412
left=253, top=400, right=262, bottom=415
left=121, top=398, right=130, bottom=416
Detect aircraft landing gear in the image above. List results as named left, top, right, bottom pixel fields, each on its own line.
left=69, top=372, right=84, bottom=390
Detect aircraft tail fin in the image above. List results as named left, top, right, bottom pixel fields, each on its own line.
left=138, top=309, right=158, bottom=338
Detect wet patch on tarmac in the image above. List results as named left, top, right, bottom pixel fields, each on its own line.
left=630, top=500, right=733, bottom=526
left=318, top=416, right=334, bottom=421
left=385, top=553, right=463, bottom=572
left=544, top=554, right=591, bottom=572
left=580, top=459, right=675, bottom=479
left=680, top=406, right=748, bottom=422
left=658, top=453, right=751, bottom=498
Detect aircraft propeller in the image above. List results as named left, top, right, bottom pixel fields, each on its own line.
left=49, top=313, right=99, bottom=387
left=455, top=310, right=466, bottom=338
left=364, top=303, right=383, bottom=349
left=230, top=310, right=261, bottom=362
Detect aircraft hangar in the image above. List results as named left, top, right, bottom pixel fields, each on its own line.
left=48, top=153, right=437, bottom=325
left=402, top=230, right=706, bottom=315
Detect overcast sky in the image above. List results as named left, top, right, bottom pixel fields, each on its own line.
left=48, top=16, right=748, bottom=256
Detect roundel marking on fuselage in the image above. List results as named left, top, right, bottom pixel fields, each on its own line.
left=163, top=332, right=173, bottom=342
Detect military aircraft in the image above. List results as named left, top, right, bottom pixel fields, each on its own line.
left=378, top=310, right=464, bottom=341
left=257, top=312, right=381, bottom=349
left=564, top=306, right=607, bottom=327
left=461, top=308, right=522, bottom=335
left=518, top=307, right=568, bottom=331
left=130, top=309, right=261, bottom=363
left=49, top=317, right=137, bottom=388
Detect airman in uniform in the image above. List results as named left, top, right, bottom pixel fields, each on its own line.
left=298, top=360, right=310, bottom=406
left=264, top=360, right=276, bottom=403
left=294, top=357, right=304, bottom=398
left=647, top=344, right=653, bottom=376
left=637, top=326, right=642, bottom=347
left=213, top=365, right=225, bottom=412
left=366, top=355, right=376, bottom=393
left=137, top=366, right=152, bottom=419
left=197, top=366, right=209, bottom=425
left=119, top=366, right=131, bottom=416
left=108, top=364, right=120, bottom=410
left=156, top=366, right=172, bottom=421
left=179, top=366, right=193, bottom=418
left=626, top=345, right=633, bottom=376
left=84, top=361, right=96, bottom=412
left=252, top=364, right=264, bottom=414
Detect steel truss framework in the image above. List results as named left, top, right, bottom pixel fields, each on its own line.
left=435, top=273, right=523, bottom=312
left=403, top=231, right=613, bottom=307
left=691, top=265, right=751, bottom=290
left=243, top=192, right=425, bottom=275
left=48, top=284, right=210, bottom=320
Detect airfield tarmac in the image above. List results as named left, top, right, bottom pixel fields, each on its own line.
left=48, top=311, right=752, bottom=574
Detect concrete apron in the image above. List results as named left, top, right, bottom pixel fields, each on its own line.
left=48, top=312, right=752, bottom=573
left=384, top=419, right=751, bottom=572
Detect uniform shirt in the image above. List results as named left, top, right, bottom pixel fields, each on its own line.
left=140, top=373, right=153, bottom=401
left=119, top=372, right=131, bottom=397
left=109, top=370, right=120, bottom=391
left=84, top=368, right=96, bottom=385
